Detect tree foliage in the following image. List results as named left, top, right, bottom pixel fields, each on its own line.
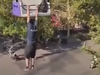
left=76, top=0, right=100, bottom=71
left=0, top=0, right=53, bottom=40
left=38, top=16, right=54, bottom=39
left=51, top=0, right=100, bottom=43
left=0, top=0, right=27, bottom=39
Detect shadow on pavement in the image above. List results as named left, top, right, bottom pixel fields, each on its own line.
left=43, top=37, right=83, bottom=52
left=0, top=36, right=83, bottom=59
left=11, top=36, right=83, bottom=62
left=14, top=49, right=66, bottom=61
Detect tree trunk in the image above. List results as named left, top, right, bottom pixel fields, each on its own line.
left=67, top=25, right=70, bottom=37
left=67, top=0, right=70, bottom=37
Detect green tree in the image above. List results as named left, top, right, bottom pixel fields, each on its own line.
left=77, top=0, right=100, bottom=71
left=0, top=0, right=53, bottom=40
left=38, top=16, right=54, bottom=39
left=51, top=0, right=83, bottom=37
left=0, top=0, right=27, bottom=39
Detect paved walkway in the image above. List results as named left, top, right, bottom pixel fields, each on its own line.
left=0, top=40, right=98, bottom=75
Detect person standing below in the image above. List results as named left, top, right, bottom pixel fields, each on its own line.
left=24, top=5, right=38, bottom=71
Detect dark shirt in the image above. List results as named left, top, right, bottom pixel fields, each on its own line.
left=26, top=20, right=37, bottom=45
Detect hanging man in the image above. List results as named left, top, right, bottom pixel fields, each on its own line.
left=24, top=5, right=38, bottom=71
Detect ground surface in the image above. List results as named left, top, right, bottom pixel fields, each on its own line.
left=0, top=38, right=98, bottom=75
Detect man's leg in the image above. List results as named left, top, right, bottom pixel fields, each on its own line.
left=30, top=45, right=37, bottom=69
left=25, top=58, right=30, bottom=67
left=24, top=58, right=30, bottom=71
left=24, top=45, right=31, bottom=71
left=30, top=57, right=36, bottom=69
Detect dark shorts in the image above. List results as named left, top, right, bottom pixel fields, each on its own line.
left=25, top=43, right=36, bottom=59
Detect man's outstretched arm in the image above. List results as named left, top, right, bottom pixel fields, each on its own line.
left=27, top=5, right=30, bottom=23
left=34, top=6, right=39, bottom=26
left=35, top=6, right=38, bottom=21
